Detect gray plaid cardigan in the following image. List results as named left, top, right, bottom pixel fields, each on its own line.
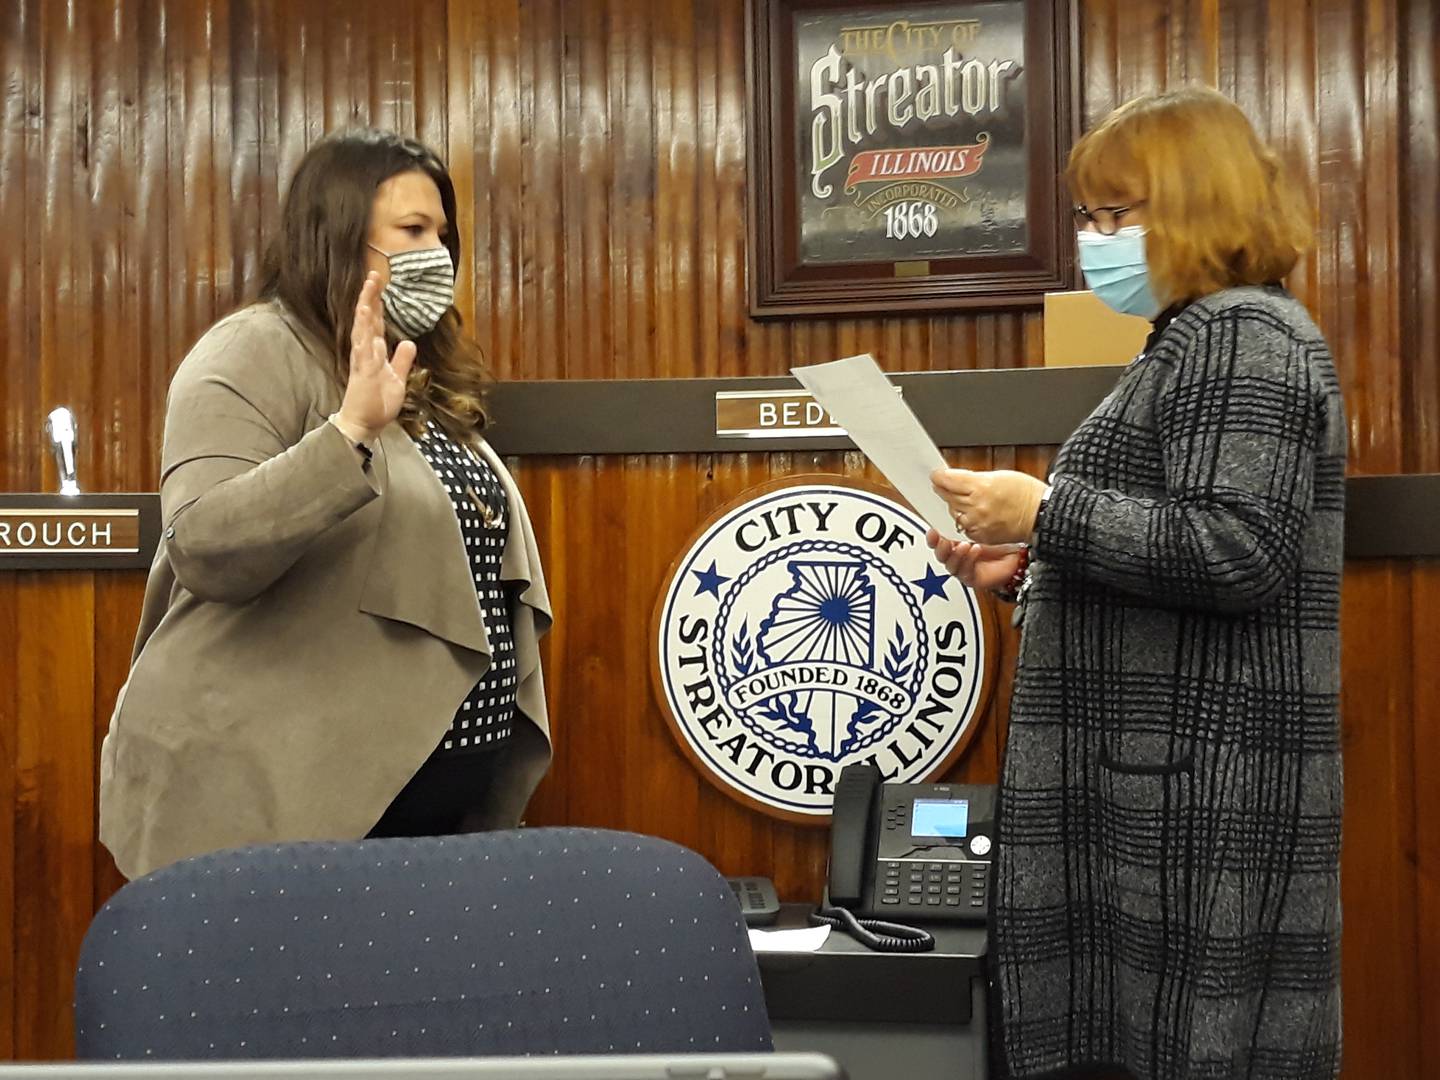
left=996, top=286, right=1345, bottom=1080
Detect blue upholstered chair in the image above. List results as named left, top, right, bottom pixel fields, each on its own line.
left=75, top=828, right=771, bottom=1059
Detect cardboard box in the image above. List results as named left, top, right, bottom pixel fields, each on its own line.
left=1043, top=290, right=1152, bottom=367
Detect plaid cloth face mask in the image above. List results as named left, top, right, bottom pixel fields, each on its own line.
left=368, top=244, right=455, bottom=337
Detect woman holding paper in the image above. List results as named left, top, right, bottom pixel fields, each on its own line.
left=928, top=88, right=1344, bottom=1080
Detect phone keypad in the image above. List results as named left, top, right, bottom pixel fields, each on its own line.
left=877, top=859, right=989, bottom=911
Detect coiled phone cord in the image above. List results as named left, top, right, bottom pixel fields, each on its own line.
left=811, top=904, right=935, bottom=953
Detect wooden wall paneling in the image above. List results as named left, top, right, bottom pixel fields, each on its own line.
left=442, top=0, right=479, bottom=348
left=13, top=573, right=96, bottom=1060
left=555, top=0, right=607, bottom=385
left=620, top=453, right=706, bottom=854
left=232, top=0, right=272, bottom=311
left=713, top=0, right=749, bottom=378
left=90, top=0, right=136, bottom=493
left=128, top=0, right=177, bottom=495
left=169, top=1, right=223, bottom=406
left=1399, top=10, right=1439, bottom=1072
left=652, top=0, right=680, bottom=383
left=1339, top=564, right=1420, bottom=1076
left=690, top=0, right=722, bottom=381
left=521, top=0, right=565, bottom=382
left=39, top=0, right=95, bottom=498
left=1173, top=0, right=1221, bottom=85
left=559, top=454, right=627, bottom=830
left=0, top=581, right=17, bottom=1058
left=510, top=454, right=570, bottom=828
left=89, top=575, right=146, bottom=911
left=445, top=0, right=523, bottom=378
left=1401, top=0, right=1438, bottom=474
left=1076, top=0, right=1165, bottom=124
left=1252, top=2, right=1322, bottom=314
left=1414, top=562, right=1440, bottom=1079
left=1315, top=0, right=1403, bottom=475
left=272, top=0, right=314, bottom=191
left=0, top=0, right=37, bottom=493
left=609, top=0, right=658, bottom=383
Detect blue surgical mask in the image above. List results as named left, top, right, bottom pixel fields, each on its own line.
left=1076, top=226, right=1161, bottom=320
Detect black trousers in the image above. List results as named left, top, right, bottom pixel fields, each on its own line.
left=366, top=744, right=512, bottom=838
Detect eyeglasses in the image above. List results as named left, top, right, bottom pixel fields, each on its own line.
left=1072, top=202, right=1146, bottom=235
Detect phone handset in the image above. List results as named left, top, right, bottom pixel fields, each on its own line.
left=824, top=762, right=881, bottom=908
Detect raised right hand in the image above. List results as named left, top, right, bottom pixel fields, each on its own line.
left=334, top=272, right=417, bottom=443
left=926, top=530, right=1025, bottom=592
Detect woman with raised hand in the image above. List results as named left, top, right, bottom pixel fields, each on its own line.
left=101, top=130, right=552, bottom=878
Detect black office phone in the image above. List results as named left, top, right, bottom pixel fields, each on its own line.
left=727, top=876, right=781, bottom=926
left=826, top=763, right=996, bottom=923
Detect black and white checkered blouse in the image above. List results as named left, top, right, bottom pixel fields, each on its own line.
left=412, top=418, right=518, bottom=755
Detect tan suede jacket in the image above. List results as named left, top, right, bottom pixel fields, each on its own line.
left=100, top=302, right=552, bottom=880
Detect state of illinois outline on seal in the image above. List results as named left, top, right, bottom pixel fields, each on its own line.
left=652, top=476, right=997, bottom=822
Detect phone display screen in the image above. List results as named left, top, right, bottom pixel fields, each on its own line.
left=911, top=798, right=969, bottom=839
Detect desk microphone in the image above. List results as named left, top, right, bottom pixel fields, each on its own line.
left=45, top=406, right=81, bottom=496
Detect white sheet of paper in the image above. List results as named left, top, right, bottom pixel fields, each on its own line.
left=792, top=354, right=961, bottom=540
left=747, top=924, right=832, bottom=953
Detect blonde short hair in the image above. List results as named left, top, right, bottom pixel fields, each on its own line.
left=1066, top=86, right=1313, bottom=306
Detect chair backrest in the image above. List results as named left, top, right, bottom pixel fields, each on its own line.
left=75, top=828, right=771, bottom=1060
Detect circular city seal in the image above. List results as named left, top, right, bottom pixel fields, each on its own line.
left=652, top=477, right=995, bottom=822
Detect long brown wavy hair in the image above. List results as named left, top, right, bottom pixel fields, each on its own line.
left=257, top=129, right=489, bottom=440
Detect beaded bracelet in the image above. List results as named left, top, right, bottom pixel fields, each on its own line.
left=994, top=545, right=1031, bottom=604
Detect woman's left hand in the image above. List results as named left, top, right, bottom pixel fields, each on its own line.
left=931, top=468, right=1048, bottom=545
